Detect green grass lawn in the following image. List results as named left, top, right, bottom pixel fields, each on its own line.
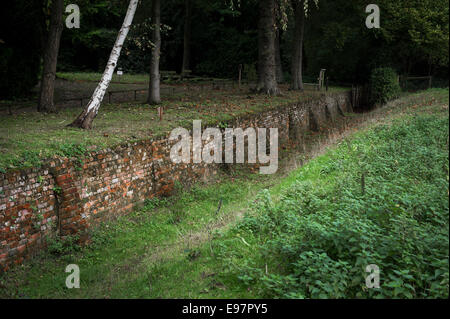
left=1, top=88, right=448, bottom=299
left=57, top=72, right=151, bottom=84
left=0, top=84, right=346, bottom=172
left=56, top=72, right=242, bottom=85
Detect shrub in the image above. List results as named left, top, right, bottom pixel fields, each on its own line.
left=370, top=67, right=401, bottom=105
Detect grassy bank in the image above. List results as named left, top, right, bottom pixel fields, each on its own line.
left=0, top=89, right=448, bottom=299
left=214, top=93, right=449, bottom=299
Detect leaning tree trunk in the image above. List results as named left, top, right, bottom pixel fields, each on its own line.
left=181, top=0, right=192, bottom=74
left=275, top=29, right=284, bottom=83
left=148, top=0, right=161, bottom=105
left=38, top=0, right=64, bottom=113
left=291, top=0, right=305, bottom=90
left=257, top=0, right=279, bottom=95
left=69, top=0, right=139, bottom=129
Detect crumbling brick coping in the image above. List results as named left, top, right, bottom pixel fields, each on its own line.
left=0, top=91, right=352, bottom=272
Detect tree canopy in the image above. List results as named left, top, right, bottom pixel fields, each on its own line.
left=0, top=0, right=448, bottom=100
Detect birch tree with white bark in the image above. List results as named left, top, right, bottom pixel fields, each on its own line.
left=69, top=0, right=139, bottom=129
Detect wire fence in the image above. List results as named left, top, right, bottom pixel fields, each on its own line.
left=1, top=77, right=351, bottom=114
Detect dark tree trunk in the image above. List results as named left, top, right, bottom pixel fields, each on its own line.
left=291, top=0, right=305, bottom=91
left=427, top=55, right=432, bottom=76
left=257, top=0, right=279, bottom=95
left=275, top=29, right=284, bottom=83
left=182, top=0, right=192, bottom=74
left=148, top=0, right=161, bottom=105
left=406, top=57, right=412, bottom=77
left=38, top=0, right=64, bottom=113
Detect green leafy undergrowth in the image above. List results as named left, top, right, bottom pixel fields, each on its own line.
left=213, top=110, right=449, bottom=299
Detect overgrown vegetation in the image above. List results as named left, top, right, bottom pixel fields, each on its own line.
left=0, top=89, right=447, bottom=299
left=219, top=110, right=448, bottom=298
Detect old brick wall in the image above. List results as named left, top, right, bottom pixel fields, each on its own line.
left=0, top=91, right=352, bottom=271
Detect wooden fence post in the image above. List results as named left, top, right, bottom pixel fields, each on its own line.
left=238, top=64, right=242, bottom=90
left=158, top=106, right=163, bottom=121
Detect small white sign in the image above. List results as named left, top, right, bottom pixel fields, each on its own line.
left=117, top=70, right=123, bottom=76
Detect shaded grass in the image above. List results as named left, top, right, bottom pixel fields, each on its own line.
left=57, top=72, right=150, bottom=84
left=0, top=170, right=273, bottom=298
left=0, top=83, right=346, bottom=172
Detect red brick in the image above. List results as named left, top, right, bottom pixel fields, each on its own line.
left=0, top=92, right=354, bottom=271
left=17, top=245, right=26, bottom=254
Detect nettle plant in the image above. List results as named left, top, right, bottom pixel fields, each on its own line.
left=216, top=114, right=449, bottom=299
